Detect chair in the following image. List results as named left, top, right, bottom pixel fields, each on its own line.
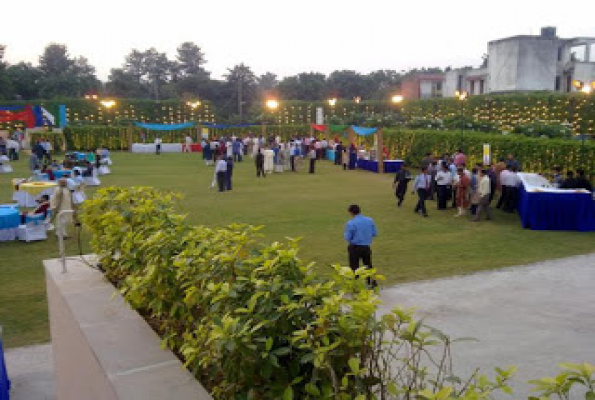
left=84, top=168, right=101, bottom=186
left=98, top=165, right=111, bottom=175
left=73, top=184, right=87, bottom=205
left=17, top=211, right=52, bottom=242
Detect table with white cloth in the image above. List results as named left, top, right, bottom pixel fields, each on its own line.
left=12, top=182, right=57, bottom=208
left=0, top=205, right=20, bottom=241
left=517, top=173, right=595, bottom=231
left=131, top=143, right=183, bottom=153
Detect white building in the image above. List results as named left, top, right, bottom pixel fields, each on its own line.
left=403, top=27, right=595, bottom=99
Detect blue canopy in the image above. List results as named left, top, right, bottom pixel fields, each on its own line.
left=0, top=105, right=24, bottom=111
left=351, top=125, right=379, bottom=136
left=134, top=122, right=196, bottom=131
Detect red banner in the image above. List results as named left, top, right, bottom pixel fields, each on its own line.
left=0, top=106, right=36, bottom=128
left=311, top=123, right=327, bottom=132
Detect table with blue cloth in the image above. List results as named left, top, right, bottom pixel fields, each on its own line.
left=0, top=337, right=10, bottom=400
left=53, top=170, right=72, bottom=179
left=356, top=159, right=404, bottom=173
left=0, top=206, right=20, bottom=241
left=517, top=173, right=595, bottom=231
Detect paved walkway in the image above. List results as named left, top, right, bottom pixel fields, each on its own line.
left=4, top=254, right=594, bottom=399
left=5, top=344, right=54, bottom=400
left=379, top=253, right=595, bottom=399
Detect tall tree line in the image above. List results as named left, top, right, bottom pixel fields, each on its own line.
left=0, top=42, right=444, bottom=120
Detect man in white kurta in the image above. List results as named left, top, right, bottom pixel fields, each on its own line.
left=264, top=149, right=275, bottom=173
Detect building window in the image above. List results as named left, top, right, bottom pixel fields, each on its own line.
left=470, top=81, right=475, bottom=95
left=557, top=47, right=562, bottom=61
left=479, top=80, right=485, bottom=94
left=555, top=76, right=561, bottom=91
left=436, top=82, right=442, bottom=91
left=457, top=75, right=463, bottom=91
left=566, top=75, right=572, bottom=93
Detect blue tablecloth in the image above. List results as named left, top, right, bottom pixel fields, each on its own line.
left=357, top=159, right=404, bottom=173
left=517, top=184, right=595, bottom=231
left=0, top=207, right=19, bottom=230
left=53, top=170, right=72, bottom=179
left=326, top=149, right=335, bottom=162
left=0, top=339, right=10, bottom=400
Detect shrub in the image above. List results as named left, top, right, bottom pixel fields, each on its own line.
left=82, top=187, right=518, bottom=399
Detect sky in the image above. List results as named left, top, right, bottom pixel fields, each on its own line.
left=1, top=0, right=594, bottom=81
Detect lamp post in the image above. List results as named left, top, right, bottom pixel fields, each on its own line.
left=264, top=99, right=279, bottom=138
left=100, top=100, right=116, bottom=125
left=454, top=90, right=468, bottom=147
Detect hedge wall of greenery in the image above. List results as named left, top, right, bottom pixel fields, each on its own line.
left=376, top=129, right=595, bottom=175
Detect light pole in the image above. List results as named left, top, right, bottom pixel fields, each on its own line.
left=454, top=90, right=468, bottom=147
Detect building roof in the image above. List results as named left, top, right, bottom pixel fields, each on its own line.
left=489, top=35, right=561, bottom=45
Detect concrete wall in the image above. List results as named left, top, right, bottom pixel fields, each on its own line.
left=45, top=256, right=212, bottom=400
left=419, top=81, right=434, bottom=99
left=488, top=40, right=520, bottom=92
left=516, top=39, right=558, bottom=91
left=443, top=70, right=460, bottom=98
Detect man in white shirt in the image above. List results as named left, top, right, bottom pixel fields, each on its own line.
left=214, top=156, right=228, bottom=192
left=6, top=138, right=20, bottom=161
left=155, top=137, right=162, bottom=155
left=435, top=164, right=453, bottom=210
left=183, top=136, right=193, bottom=152
left=473, top=169, right=492, bottom=221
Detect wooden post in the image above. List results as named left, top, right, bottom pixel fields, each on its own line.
left=127, top=124, right=134, bottom=152
left=347, top=126, right=356, bottom=147
left=309, top=123, right=314, bottom=137
left=262, top=122, right=266, bottom=138
left=376, top=128, right=384, bottom=174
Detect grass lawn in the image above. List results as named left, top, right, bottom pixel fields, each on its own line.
left=1, top=152, right=594, bottom=348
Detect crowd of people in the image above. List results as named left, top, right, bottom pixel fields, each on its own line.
left=392, top=150, right=593, bottom=221
left=200, top=134, right=358, bottom=192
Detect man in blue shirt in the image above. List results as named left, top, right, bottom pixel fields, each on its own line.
left=344, top=204, right=377, bottom=287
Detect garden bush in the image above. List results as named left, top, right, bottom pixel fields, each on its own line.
left=82, top=187, right=517, bottom=399
left=82, top=187, right=595, bottom=399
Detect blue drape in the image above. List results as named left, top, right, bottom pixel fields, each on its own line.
left=351, top=125, right=378, bottom=136
left=0, top=338, right=9, bottom=400
left=134, top=122, right=196, bottom=131
left=0, top=105, right=24, bottom=111
left=59, top=105, right=67, bottom=128
left=202, top=122, right=260, bottom=129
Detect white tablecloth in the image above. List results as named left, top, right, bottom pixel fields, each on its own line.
left=12, top=188, right=56, bottom=207
left=518, top=172, right=590, bottom=194
left=131, top=143, right=183, bottom=153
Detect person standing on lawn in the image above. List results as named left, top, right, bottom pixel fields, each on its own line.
left=255, top=149, right=265, bottom=178
left=344, top=204, right=377, bottom=287
left=226, top=156, right=234, bottom=190
left=435, top=163, right=452, bottom=210
left=411, top=167, right=430, bottom=217
left=308, top=146, right=317, bottom=174
left=473, top=169, right=492, bottom=222
left=393, top=163, right=411, bottom=207
left=214, top=156, right=227, bottom=192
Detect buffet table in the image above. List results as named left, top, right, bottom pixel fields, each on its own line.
left=12, top=182, right=57, bottom=207
left=517, top=173, right=595, bottom=231
left=357, top=159, right=404, bottom=173
left=0, top=206, right=20, bottom=241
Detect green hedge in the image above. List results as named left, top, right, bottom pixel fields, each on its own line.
left=376, top=129, right=595, bottom=176
left=29, top=132, right=65, bottom=154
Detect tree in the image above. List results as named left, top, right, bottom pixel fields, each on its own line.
left=124, top=49, right=147, bottom=84
left=106, top=68, right=148, bottom=98
left=176, top=42, right=207, bottom=77
left=327, top=70, right=370, bottom=99
left=277, top=72, right=327, bottom=100
left=225, top=63, right=257, bottom=121
left=257, top=72, right=278, bottom=98
left=39, top=43, right=74, bottom=77
left=5, top=62, right=43, bottom=99
left=366, top=70, right=402, bottom=100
